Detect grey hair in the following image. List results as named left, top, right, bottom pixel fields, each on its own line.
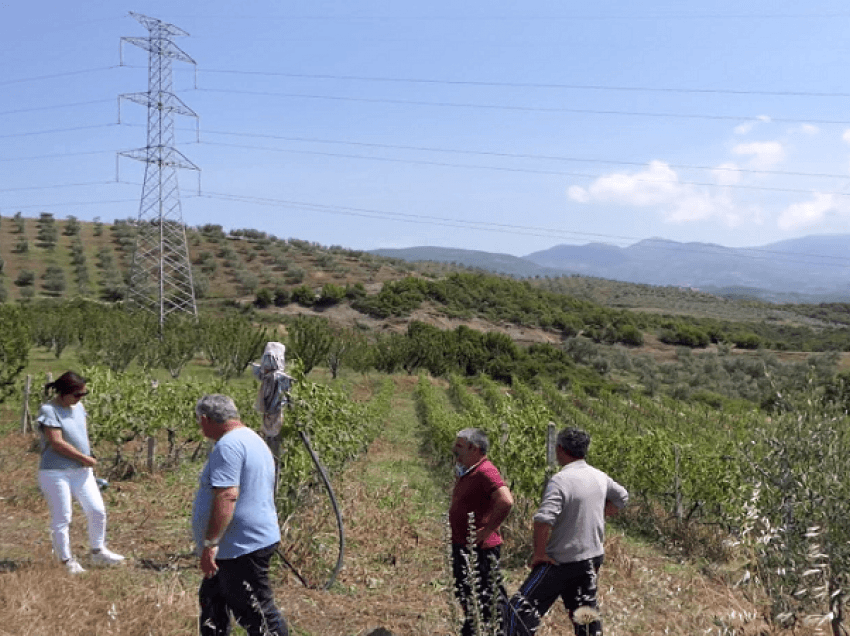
left=196, top=394, right=240, bottom=424
left=457, top=428, right=489, bottom=454
left=557, top=427, right=590, bottom=459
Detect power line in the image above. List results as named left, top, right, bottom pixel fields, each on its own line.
left=197, top=140, right=850, bottom=198
left=0, top=123, right=119, bottom=139
left=0, top=150, right=114, bottom=163
left=5, top=136, right=847, bottom=201
left=0, top=181, right=116, bottom=193
left=31, top=119, right=844, bottom=187
left=6, top=63, right=849, bottom=100
left=166, top=11, right=850, bottom=21
left=197, top=190, right=850, bottom=268
left=4, top=188, right=849, bottom=269
left=194, top=87, right=850, bottom=125
left=3, top=135, right=843, bottom=201
left=0, top=66, right=120, bottom=86
left=199, top=128, right=849, bottom=181
left=0, top=99, right=114, bottom=116
left=197, top=68, right=850, bottom=98
left=0, top=198, right=138, bottom=211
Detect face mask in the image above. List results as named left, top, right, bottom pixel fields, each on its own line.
left=455, top=463, right=469, bottom=477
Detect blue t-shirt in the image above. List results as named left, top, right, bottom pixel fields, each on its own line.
left=192, top=426, right=281, bottom=559
left=37, top=402, right=91, bottom=470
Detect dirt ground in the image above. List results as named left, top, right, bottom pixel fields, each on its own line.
left=0, top=378, right=821, bottom=635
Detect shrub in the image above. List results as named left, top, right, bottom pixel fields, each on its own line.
left=317, top=283, right=345, bottom=306
left=291, top=284, right=316, bottom=306
left=13, top=212, right=25, bottom=233
left=42, top=265, right=66, bottom=294
left=273, top=288, right=291, bottom=307
left=732, top=331, right=763, bottom=350
left=659, top=324, right=710, bottom=348
left=617, top=324, right=644, bottom=346
left=14, top=270, right=35, bottom=287
left=63, top=215, right=81, bottom=236
left=254, top=288, right=273, bottom=308
left=0, top=305, right=29, bottom=402
left=344, top=282, right=366, bottom=300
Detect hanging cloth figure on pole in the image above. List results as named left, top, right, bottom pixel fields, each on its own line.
left=252, top=341, right=294, bottom=491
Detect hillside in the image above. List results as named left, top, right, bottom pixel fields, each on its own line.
left=375, top=235, right=850, bottom=303
left=0, top=212, right=834, bottom=333
left=0, top=214, right=417, bottom=305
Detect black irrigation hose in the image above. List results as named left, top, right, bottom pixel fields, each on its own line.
left=275, top=546, right=311, bottom=588
left=277, top=428, right=345, bottom=591
left=298, top=429, right=345, bottom=590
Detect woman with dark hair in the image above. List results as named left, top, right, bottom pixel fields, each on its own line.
left=37, top=371, right=124, bottom=574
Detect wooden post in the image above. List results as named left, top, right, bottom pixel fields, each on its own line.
left=20, top=375, right=32, bottom=434
left=546, top=422, right=557, bottom=469
left=147, top=436, right=156, bottom=473
left=673, top=444, right=683, bottom=522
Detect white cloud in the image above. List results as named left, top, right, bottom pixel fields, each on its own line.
left=734, top=115, right=772, bottom=135
left=566, top=122, right=850, bottom=238
left=712, top=162, right=742, bottom=186
left=665, top=192, right=720, bottom=222
left=795, top=124, right=819, bottom=136
left=568, top=160, right=680, bottom=207
left=568, top=161, right=743, bottom=226
left=567, top=185, right=589, bottom=203
left=777, top=193, right=835, bottom=230
left=732, top=141, right=785, bottom=169
left=664, top=190, right=745, bottom=226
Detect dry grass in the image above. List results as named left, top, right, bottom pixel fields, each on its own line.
left=0, top=379, right=835, bottom=635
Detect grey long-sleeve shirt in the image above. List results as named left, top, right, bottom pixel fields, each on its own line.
left=533, top=459, right=629, bottom=564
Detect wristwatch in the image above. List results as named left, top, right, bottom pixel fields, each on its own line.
left=203, top=538, right=220, bottom=548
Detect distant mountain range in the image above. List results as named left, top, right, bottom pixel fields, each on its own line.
left=373, top=235, right=850, bottom=303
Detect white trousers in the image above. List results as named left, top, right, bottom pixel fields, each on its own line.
left=38, top=468, right=106, bottom=562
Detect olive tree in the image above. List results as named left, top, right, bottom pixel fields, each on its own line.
left=0, top=305, right=30, bottom=403
left=740, top=386, right=850, bottom=635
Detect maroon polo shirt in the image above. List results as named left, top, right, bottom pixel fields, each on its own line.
left=449, top=458, right=506, bottom=548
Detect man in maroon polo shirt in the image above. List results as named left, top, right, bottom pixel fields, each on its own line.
left=449, top=427, right=514, bottom=636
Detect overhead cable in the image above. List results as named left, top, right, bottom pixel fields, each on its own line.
left=196, top=68, right=850, bottom=98
left=198, top=140, right=850, bottom=198
left=197, top=190, right=850, bottom=267
left=193, top=88, right=850, bottom=125
left=197, top=129, right=849, bottom=180
left=0, top=66, right=120, bottom=86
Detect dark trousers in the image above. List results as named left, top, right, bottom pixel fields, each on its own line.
left=505, top=555, right=604, bottom=636
left=452, top=544, right=507, bottom=636
left=199, top=543, right=288, bottom=636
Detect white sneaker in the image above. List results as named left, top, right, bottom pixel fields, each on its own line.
left=64, top=558, right=86, bottom=574
left=91, top=547, right=125, bottom=566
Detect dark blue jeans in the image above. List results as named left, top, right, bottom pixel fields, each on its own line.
left=505, top=555, right=604, bottom=636
left=199, top=543, right=288, bottom=636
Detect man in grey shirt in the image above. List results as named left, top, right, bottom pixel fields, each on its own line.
left=505, top=428, right=628, bottom=635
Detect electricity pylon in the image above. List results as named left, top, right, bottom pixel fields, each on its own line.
left=120, top=11, right=199, bottom=324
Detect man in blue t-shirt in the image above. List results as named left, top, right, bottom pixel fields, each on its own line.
left=192, top=394, right=288, bottom=636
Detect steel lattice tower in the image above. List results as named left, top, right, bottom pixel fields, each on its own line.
left=120, top=12, right=199, bottom=323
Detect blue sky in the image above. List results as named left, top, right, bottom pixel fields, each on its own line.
left=4, top=1, right=850, bottom=257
